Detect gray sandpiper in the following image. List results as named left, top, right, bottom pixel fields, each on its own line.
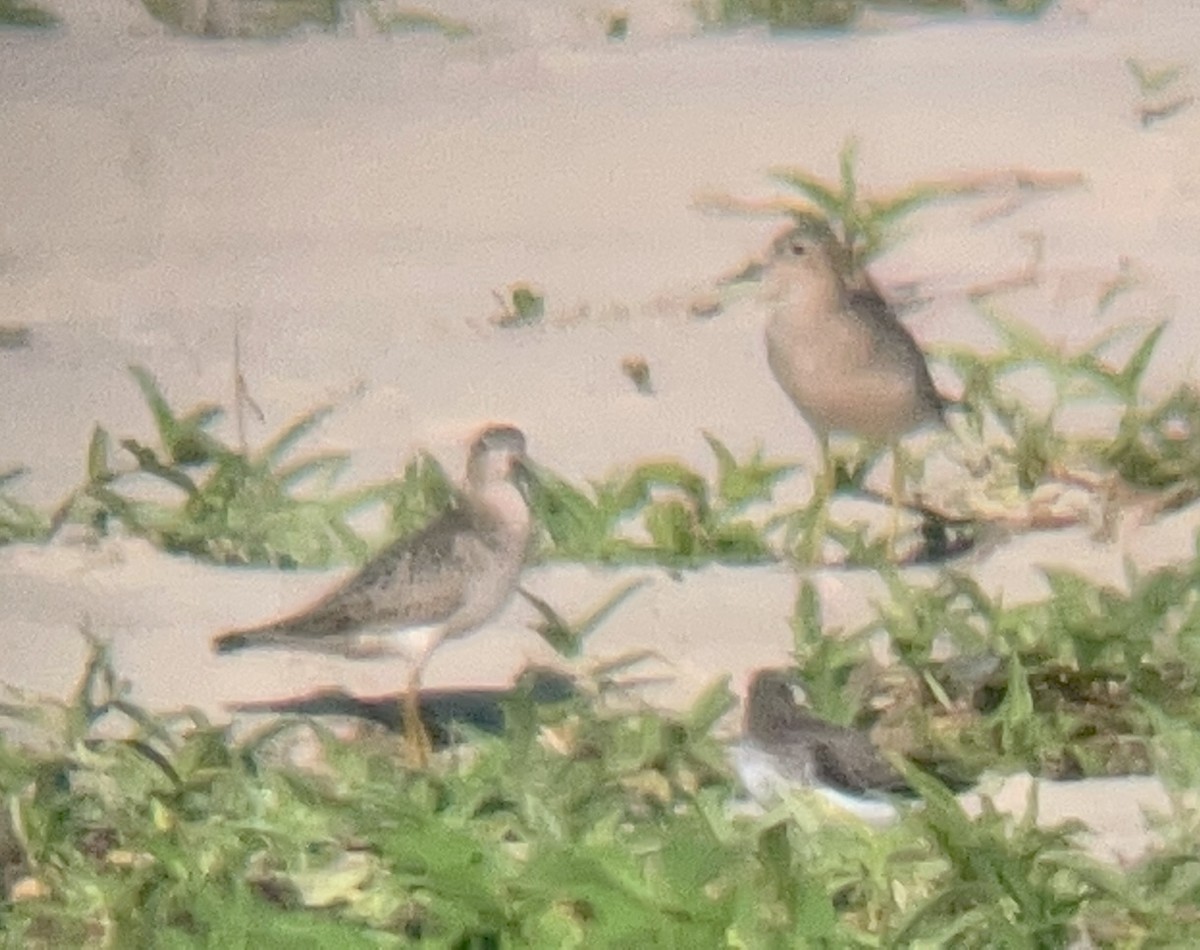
left=214, top=423, right=533, bottom=760
left=729, top=667, right=909, bottom=824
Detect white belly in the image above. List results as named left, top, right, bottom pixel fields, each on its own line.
left=728, top=739, right=901, bottom=825
left=765, top=312, right=927, bottom=442
left=344, top=623, right=443, bottom=662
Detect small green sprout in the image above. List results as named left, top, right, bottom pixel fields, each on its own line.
left=493, top=283, right=545, bottom=328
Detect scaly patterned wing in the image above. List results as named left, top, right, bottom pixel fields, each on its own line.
left=215, top=505, right=484, bottom=651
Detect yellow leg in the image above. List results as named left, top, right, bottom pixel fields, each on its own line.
left=888, top=439, right=921, bottom=563
left=803, top=432, right=833, bottom=565
left=887, top=441, right=907, bottom=562
left=401, top=666, right=431, bottom=768
left=400, top=637, right=443, bottom=769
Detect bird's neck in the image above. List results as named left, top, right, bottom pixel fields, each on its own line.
left=466, top=480, right=532, bottom=547
left=767, top=266, right=846, bottom=322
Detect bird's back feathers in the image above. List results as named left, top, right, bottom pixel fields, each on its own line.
left=845, top=287, right=946, bottom=424
left=214, top=503, right=507, bottom=655
left=745, top=669, right=910, bottom=797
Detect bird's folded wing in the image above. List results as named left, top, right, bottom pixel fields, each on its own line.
left=240, top=507, right=486, bottom=641
left=809, top=733, right=910, bottom=796
left=847, top=289, right=945, bottom=416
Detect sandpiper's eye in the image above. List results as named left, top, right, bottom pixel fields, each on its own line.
left=788, top=240, right=806, bottom=257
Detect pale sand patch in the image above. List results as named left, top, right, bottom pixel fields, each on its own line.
left=3, top=0, right=1200, bottom=865
left=961, top=773, right=1176, bottom=865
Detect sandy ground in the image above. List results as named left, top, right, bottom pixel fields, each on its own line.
left=3, top=0, right=1199, bottom=862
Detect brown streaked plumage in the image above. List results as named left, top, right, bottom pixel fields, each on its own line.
left=213, top=424, right=532, bottom=664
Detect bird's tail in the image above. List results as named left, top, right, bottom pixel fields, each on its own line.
left=212, top=622, right=336, bottom=656
left=213, top=626, right=273, bottom=655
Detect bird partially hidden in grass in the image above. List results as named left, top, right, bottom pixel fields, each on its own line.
left=759, top=218, right=947, bottom=560
left=213, top=424, right=533, bottom=766
left=728, top=667, right=911, bottom=824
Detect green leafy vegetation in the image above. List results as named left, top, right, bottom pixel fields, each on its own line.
left=139, top=0, right=337, bottom=37
left=942, top=308, right=1200, bottom=517
left=493, top=284, right=545, bottom=328
left=519, top=578, right=652, bottom=659
left=3, top=367, right=807, bottom=568
left=0, top=468, right=49, bottom=545
left=702, top=0, right=858, bottom=30
left=367, top=7, right=473, bottom=36
left=0, top=0, right=57, bottom=27
left=45, top=365, right=408, bottom=567
left=5, top=331, right=1200, bottom=941
left=0, top=325, right=32, bottom=349
left=526, top=432, right=795, bottom=566
left=5, top=307, right=1200, bottom=572
left=705, top=140, right=1082, bottom=301
left=786, top=554, right=1200, bottom=784
left=766, top=138, right=1081, bottom=281
left=2, top=639, right=1198, bottom=944
left=1127, top=60, right=1185, bottom=96
left=697, top=0, right=1052, bottom=32
left=604, top=10, right=628, bottom=39
left=1127, top=58, right=1194, bottom=128
left=135, top=0, right=473, bottom=38
left=894, top=768, right=1097, bottom=947
left=772, top=138, right=951, bottom=274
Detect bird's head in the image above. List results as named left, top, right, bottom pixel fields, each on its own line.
left=764, top=216, right=850, bottom=279
left=467, top=424, right=529, bottom=493
left=745, top=667, right=811, bottom=737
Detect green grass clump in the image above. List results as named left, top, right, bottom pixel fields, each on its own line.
left=0, top=468, right=49, bottom=545
left=944, top=309, right=1200, bottom=512
left=711, top=140, right=1081, bottom=297
left=786, top=547, right=1200, bottom=783
left=139, top=0, right=337, bottom=37
left=54, top=365, right=403, bottom=568
left=493, top=284, right=545, bottom=328
left=698, top=0, right=1050, bottom=31
left=0, top=0, right=58, bottom=27
left=771, top=138, right=950, bottom=276
left=0, top=325, right=32, bottom=349
left=366, top=7, right=473, bottom=37
left=3, top=639, right=1199, bottom=944
left=5, top=367, right=809, bottom=569
left=706, top=0, right=858, bottom=30
left=527, top=431, right=795, bottom=566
